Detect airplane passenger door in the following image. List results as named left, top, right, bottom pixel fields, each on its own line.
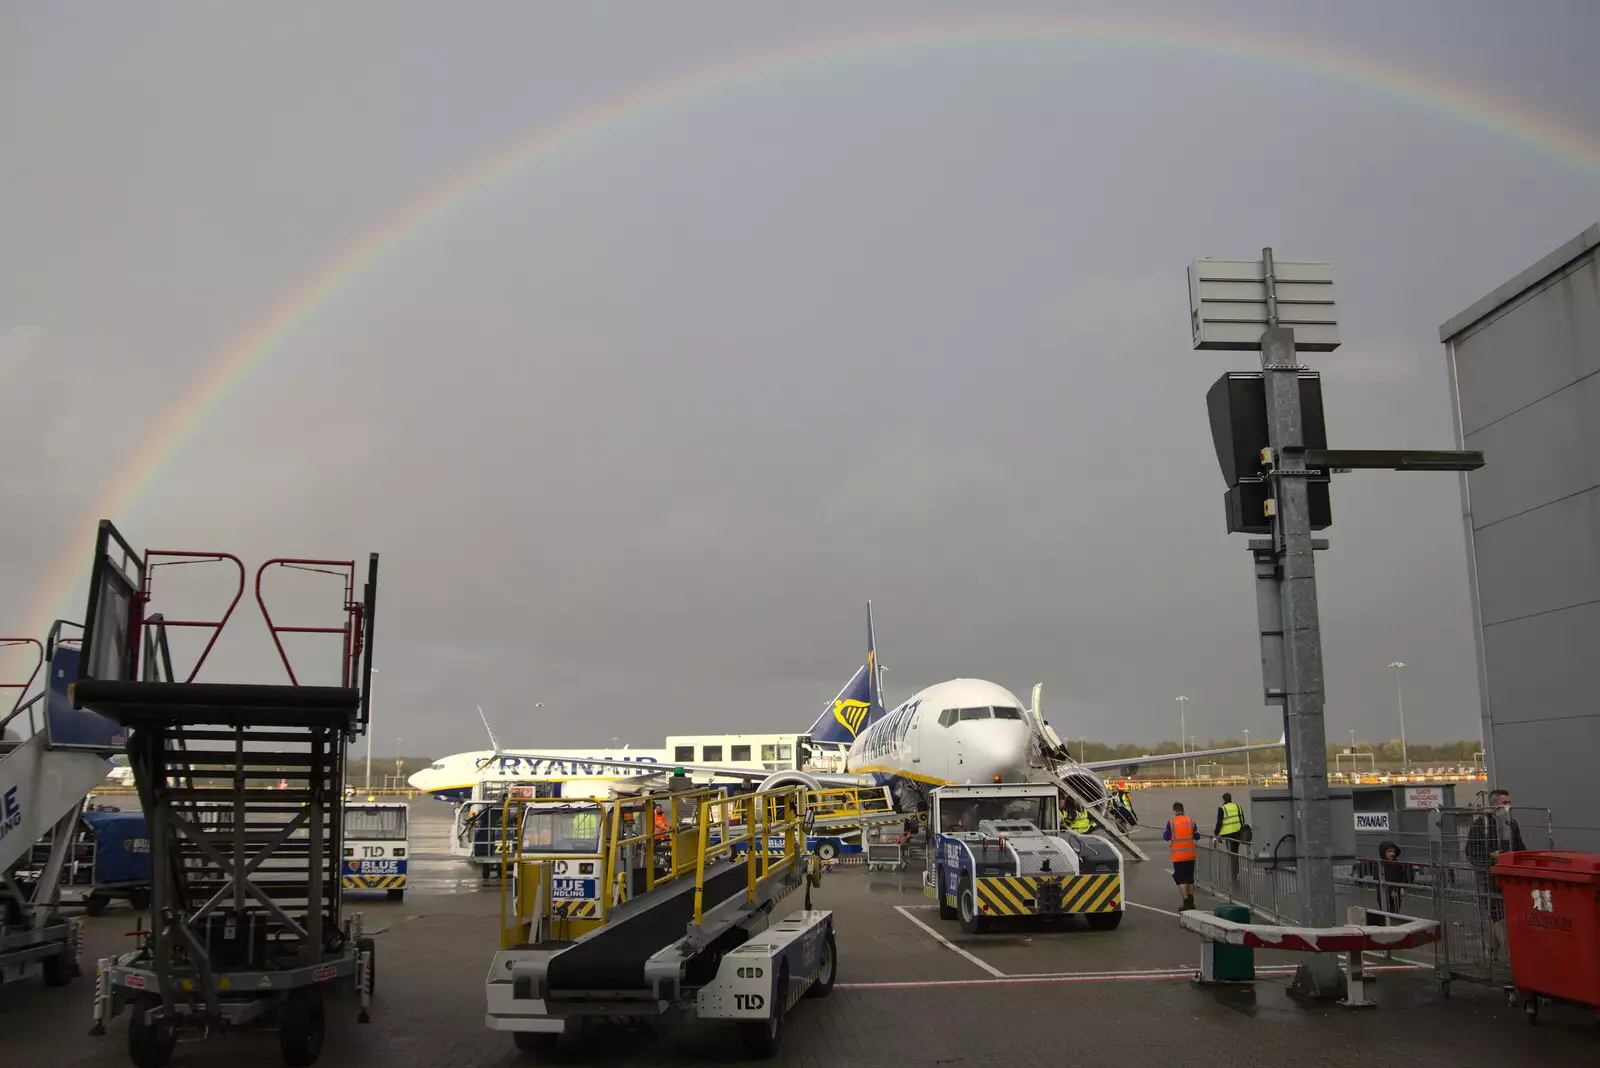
left=906, top=708, right=922, bottom=764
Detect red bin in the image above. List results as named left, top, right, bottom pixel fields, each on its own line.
left=1492, top=851, right=1600, bottom=1008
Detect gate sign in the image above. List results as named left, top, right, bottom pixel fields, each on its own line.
left=1403, top=786, right=1444, bottom=810
left=1354, top=812, right=1390, bottom=833
left=44, top=644, right=127, bottom=752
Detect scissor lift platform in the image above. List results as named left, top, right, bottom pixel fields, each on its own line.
left=73, top=521, right=379, bottom=1068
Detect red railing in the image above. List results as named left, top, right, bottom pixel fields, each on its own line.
left=254, top=559, right=362, bottom=687
left=138, top=552, right=246, bottom=683
left=102, top=546, right=365, bottom=690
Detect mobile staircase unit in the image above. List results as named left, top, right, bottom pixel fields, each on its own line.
left=75, top=520, right=379, bottom=1067
left=1, top=620, right=127, bottom=991
left=486, top=782, right=837, bottom=1060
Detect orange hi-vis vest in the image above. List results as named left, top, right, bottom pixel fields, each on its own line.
left=1169, top=814, right=1197, bottom=863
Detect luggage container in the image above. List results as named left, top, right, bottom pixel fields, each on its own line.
left=78, top=810, right=152, bottom=915
left=1493, top=850, right=1600, bottom=1023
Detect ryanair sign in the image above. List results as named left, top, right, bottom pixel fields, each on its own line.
left=471, top=754, right=660, bottom=777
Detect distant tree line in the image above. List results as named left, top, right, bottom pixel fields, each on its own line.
left=1056, top=738, right=1483, bottom=769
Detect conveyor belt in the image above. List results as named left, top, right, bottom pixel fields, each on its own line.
left=810, top=811, right=905, bottom=831
left=545, top=860, right=752, bottom=993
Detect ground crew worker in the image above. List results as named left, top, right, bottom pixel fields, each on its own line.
left=1164, top=801, right=1197, bottom=910
left=1214, top=792, right=1246, bottom=881
left=1062, top=796, right=1091, bottom=834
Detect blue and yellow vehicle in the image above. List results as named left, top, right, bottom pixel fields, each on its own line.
left=342, top=801, right=408, bottom=901
left=927, top=782, right=1124, bottom=933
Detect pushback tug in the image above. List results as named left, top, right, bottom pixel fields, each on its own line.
left=928, top=781, right=1126, bottom=933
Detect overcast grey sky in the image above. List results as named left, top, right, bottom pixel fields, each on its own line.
left=3, top=1, right=1598, bottom=756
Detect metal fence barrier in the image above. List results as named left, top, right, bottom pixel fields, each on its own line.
left=1192, top=803, right=1553, bottom=991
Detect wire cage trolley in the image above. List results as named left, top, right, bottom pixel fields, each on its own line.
left=74, top=521, right=380, bottom=1068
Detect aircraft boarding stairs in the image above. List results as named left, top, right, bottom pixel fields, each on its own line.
left=1, top=633, right=122, bottom=987
left=1044, top=765, right=1149, bottom=862
left=1024, top=688, right=1148, bottom=861
left=491, top=784, right=817, bottom=1017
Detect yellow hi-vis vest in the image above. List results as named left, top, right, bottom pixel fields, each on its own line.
left=1219, top=802, right=1244, bottom=837
left=1069, top=809, right=1091, bottom=834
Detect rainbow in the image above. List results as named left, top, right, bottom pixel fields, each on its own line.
left=14, top=12, right=1600, bottom=642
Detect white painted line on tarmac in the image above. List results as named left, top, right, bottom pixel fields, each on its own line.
left=891, top=904, right=1005, bottom=978
left=838, top=962, right=1430, bottom=991
left=1125, top=900, right=1181, bottom=917
left=839, top=971, right=1196, bottom=990
left=1003, top=964, right=1201, bottom=979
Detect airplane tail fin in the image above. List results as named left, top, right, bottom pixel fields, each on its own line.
left=805, top=602, right=888, bottom=746
left=477, top=705, right=501, bottom=754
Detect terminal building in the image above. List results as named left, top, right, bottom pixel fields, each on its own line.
left=1441, top=222, right=1600, bottom=851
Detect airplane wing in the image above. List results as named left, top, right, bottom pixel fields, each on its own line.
left=1078, top=736, right=1285, bottom=772
left=488, top=750, right=876, bottom=788
left=1026, top=683, right=1284, bottom=773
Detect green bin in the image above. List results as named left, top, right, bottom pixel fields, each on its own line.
left=1211, top=904, right=1255, bottom=981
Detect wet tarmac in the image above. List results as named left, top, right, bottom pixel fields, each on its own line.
left=1, top=788, right=1592, bottom=1067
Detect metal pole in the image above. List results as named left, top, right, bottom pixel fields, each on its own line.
left=365, top=670, right=377, bottom=790
left=1390, top=662, right=1409, bottom=771
left=1243, top=730, right=1251, bottom=784
left=1260, top=247, right=1340, bottom=999
left=1176, top=696, right=1188, bottom=779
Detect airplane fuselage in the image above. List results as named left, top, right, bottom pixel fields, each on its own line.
left=409, top=749, right=666, bottom=803
left=841, top=678, right=1036, bottom=813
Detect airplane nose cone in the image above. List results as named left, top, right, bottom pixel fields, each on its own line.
left=972, top=721, right=1032, bottom=780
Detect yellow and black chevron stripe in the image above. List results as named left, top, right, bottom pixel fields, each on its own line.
left=976, top=873, right=1121, bottom=916
left=342, top=874, right=407, bottom=890
left=555, top=900, right=599, bottom=920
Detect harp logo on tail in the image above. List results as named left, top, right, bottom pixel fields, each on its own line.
left=833, top=699, right=871, bottom=737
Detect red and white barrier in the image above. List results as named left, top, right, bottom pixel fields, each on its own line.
left=1180, top=905, right=1440, bottom=1006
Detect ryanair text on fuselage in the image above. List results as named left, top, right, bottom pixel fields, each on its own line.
left=472, top=754, right=662, bottom=777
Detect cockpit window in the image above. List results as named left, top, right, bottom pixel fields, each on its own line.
left=958, top=707, right=991, bottom=721
left=938, top=709, right=958, bottom=727
left=429, top=763, right=445, bottom=770
left=992, top=707, right=1024, bottom=720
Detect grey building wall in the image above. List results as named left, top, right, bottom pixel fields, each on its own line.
left=1441, top=223, right=1600, bottom=852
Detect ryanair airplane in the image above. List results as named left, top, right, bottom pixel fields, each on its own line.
left=415, top=604, right=1283, bottom=826
left=406, top=604, right=892, bottom=803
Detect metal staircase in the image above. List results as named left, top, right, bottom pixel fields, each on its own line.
left=73, top=520, right=380, bottom=1066
left=129, top=724, right=346, bottom=969
left=1044, top=763, right=1149, bottom=862
left=1, top=629, right=122, bottom=988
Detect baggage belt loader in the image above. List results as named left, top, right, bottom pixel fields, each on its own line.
left=486, top=783, right=837, bottom=1060
left=928, top=782, right=1126, bottom=934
